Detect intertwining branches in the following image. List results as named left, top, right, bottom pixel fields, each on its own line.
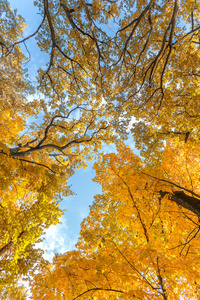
left=2, top=0, right=200, bottom=296
left=2, top=0, right=200, bottom=134
left=0, top=106, right=109, bottom=173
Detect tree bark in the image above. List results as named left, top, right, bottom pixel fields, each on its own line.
left=159, top=190, right=200, bottom=217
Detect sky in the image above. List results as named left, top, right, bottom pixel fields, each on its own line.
left=8, top=0, right=138, bottom=262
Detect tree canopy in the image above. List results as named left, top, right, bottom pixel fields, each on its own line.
left=31, top=142, right=200, bottom=299
left=1, top=0, right=200, bottom=298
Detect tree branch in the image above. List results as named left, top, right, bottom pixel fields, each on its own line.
left=72, top=287, right=124, bottom=300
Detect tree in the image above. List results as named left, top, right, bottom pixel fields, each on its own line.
left=3, top=0, right=200, bottom=157
left=0, top=189, right=64, bottom=290
left=0, top=0, right=116, bottom=291
left=3, top=0, right=200, bottom=169
left=1, top=0, right=200, bottom=296
left=30, top=143, right=200, bottom=299
left=31, top=0, right=200, bottom=160
left=0, top=283, right=28, bottom=300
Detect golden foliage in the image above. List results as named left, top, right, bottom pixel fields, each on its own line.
left=1, top=0, right=200, bottom=297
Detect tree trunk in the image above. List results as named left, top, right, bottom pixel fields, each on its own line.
left=159, top=190, right=200, bottom=217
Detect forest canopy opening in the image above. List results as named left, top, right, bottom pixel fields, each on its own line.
left=1, top=0, right=200, bottom=298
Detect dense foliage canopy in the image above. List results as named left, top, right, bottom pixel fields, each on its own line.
left=1, top=0, right=200, bottom=298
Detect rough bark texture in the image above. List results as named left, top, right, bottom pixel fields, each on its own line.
left=160, top=190, right=200, bottom=216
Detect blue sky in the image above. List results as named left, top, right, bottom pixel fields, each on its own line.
left=9, top=0, right=102, bottom=260
left=8, top=0, right=138, bottom=261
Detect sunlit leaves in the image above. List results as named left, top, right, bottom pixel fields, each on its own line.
left=30, top=142, right=200, bottom=299
left=2, top=0, right=200, bottom=297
